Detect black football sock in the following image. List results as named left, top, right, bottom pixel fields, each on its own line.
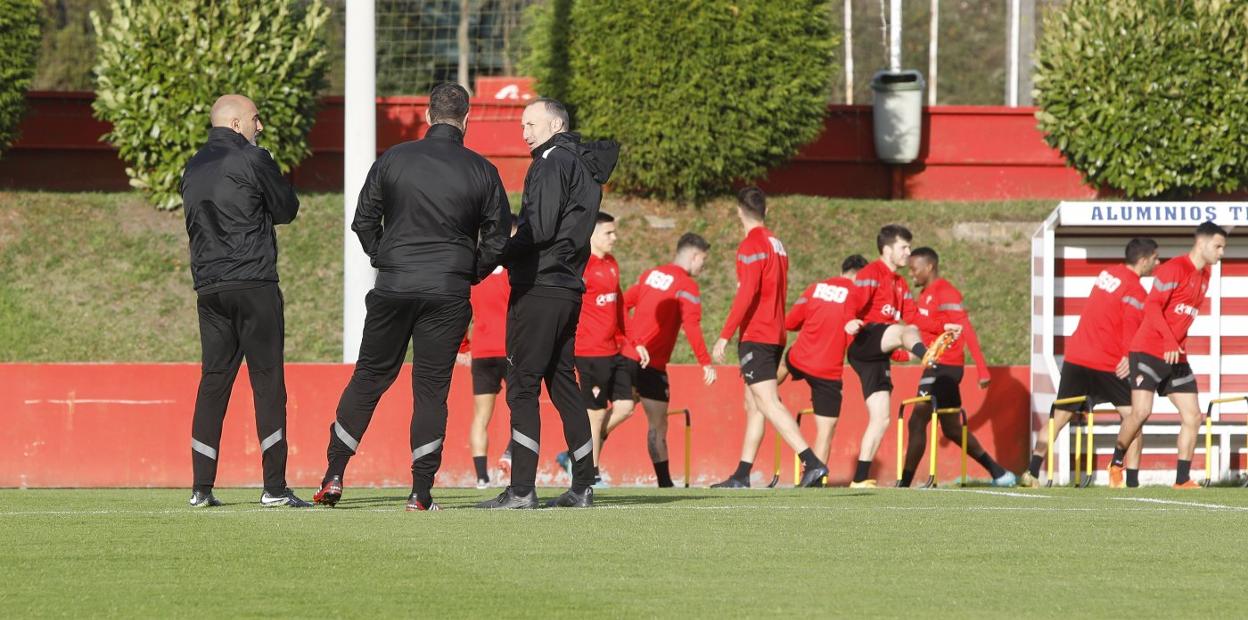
left=473, top=456, right=488, bottom=481
left=1111, top=446, right=1126, bottom=467
left=1175, top=459, right=1192, bottom=485
left=973, top=452, right=1007, bottom=479
left=732, top=460, right=753, bottom=481
left=910, top=342, right=928, bottom=358
left=1028, top=454, right=1044, bottom=478
left=798, top=448, right=823, bottom=470
left=900, top=469, right=916, bottom=487
left=853, top=460, right=872, bottom=483
left=1126, top=468, right=1140, bottom=488
left=653, top=460, right=674, bottom=487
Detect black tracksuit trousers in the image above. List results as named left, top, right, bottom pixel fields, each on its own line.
left=191, top=283, right=288, bottom=494
left=324, top=290, right=470, bottom=499
left=505, top=288, right=596, bottom=493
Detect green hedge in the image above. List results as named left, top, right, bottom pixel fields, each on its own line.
left=1034, top=0, right=1248, bottom=199
left=524, top=0, right=835, bottom=203
left=91, top=0, right=330, bottom=210
left=0, top=0, right=42, bottom=157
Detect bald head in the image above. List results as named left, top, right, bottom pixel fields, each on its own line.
left=211, top=94, right=263, bottom=145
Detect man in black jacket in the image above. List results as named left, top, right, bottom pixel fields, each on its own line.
left=476, top=97, right=619, bottom=509
left=316, top=83, right=510, bottom=511
left=181, top=94, right=306, bottom=508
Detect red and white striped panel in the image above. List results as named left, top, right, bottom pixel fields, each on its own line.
left=1032, top=235, right=1248, bottom=423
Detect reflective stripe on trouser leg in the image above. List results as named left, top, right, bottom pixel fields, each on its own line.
left=512, top=429, right=540, bottom=454
left=191, top=438, right=218, bottom=460
left=259, top=429, right=284, bottom=452
left=571, top=439, right=593, bottom=461
left=334, top=420, right=360, bottom=453
left=411, top=438, right=443, bottom=461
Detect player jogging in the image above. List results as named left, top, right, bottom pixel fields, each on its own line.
left=899, top=247, right=1015, bottom=487
left=619, top=233, right=717, bottom=487
left=777, top=254, right=867, bottom=468
left=1021, top=238, right=1157, bottom=488
left=710, top=187, right=828, bottom=488
left=1109, top=223, right=1226, bottom=489
left=842, top=224, right=931, bottom=488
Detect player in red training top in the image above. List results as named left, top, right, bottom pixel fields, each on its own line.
left=618, top=233, right=717, bottom=487
left=558, top=212, right=649, bottom=480
left=1022, top=238, right=1157, bottom=488
left=1110, top=222, right=1226, bottom=489
left=778, top=254, right=868, bottom=467
left=842, top=224, right=930, bottom=488
left=710, top=187, right=827, bottom=488
left=456, top=214, right=519, bottom=488
left=900, top=247, right=1016, bottom=487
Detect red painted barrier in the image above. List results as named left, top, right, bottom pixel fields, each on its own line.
left=1, top=91, right=1096, bottom=200
left=1, top=363, right=1029, bottom=489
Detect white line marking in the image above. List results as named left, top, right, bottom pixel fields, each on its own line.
left=1111, top=497, right=1248, bottom=511
left=24, top=399, right=176, bottom=405
left=931, top=488, right=1051, bottom=499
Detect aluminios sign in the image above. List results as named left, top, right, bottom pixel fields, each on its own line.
left=1058, top=202, right=1248, bottom=226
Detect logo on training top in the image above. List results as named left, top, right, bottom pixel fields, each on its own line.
left=1094, top=270, right=1122, bottom=293
left=645, top=270, right=675, bottom=291
left=768, top=237, right=787, bottom=256
left=596, top=292, right=618, bottom=306
left=1174, top=303, right=1199, bottom=317
left=812, top=283, right=849, bottom=303
left=881, top=304, right=900, bottom=320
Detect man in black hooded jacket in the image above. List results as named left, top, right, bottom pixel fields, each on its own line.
left=477, top=97, right=619, bottom=509
left=180, top=94, right=306, bottom=508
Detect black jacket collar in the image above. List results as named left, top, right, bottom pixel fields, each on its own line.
left=425, top=123, right=465, bottom=143
left=207, top=126, right=249, bottom=147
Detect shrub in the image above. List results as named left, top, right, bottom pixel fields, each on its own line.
left=524, top=0, right=835, bottom=203
left=1034, top=0, right=1248, bottom=199
left=91, top=0, right=330, bottom=210
left=0, top=0, right=42, bottom=157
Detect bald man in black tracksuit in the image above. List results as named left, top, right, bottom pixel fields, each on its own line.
left=316, top=83, right=510, bottom=511
left=477, top=98, right=619, bottom=509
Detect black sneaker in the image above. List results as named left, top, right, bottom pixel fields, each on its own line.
left=544, top=486, right=593, bottom=508
left=474, top=486, right=538, bottom=509
left=405, top=494, right=441, bottom=512
left=799, top=464, right=829, bottom=488
left=188, top=490, right=222, bottom=507
left=710, top=477, right=750, bottom=489
left=313, top=475, right=342, bottom=507
left=260, top=489, right=312, bottom=508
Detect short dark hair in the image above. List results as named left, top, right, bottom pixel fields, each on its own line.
left=529, top=97, right=569, bottom=128
left=910, top=246, right=938, bottom=268
left=841, top=254, right=869, bottom=273
left=876, top=224, right=913, bottom=253
left=1196, top=221, right=1228, bottom=239
left=596, top=211, right=615, bottom=225
left=428, top=82, right=470, bottom=126
left=676, top=232, right=711, bottom=253
left=736, top=186, right=767, bottom=221
left=1124, top=238, right=1159, bottom=265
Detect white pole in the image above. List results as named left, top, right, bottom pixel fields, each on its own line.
left=1008, top=0, right=1021, bottom=106
left=889, top=0, right=902, bottom=73
left=343, top=0, right=377, bottom=363
left=928, top=0, right=938, bottom=106
left=844, top=0, right=853, bottom=104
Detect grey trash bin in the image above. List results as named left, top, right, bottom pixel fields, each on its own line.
left=870, top=70, right=925, bottom=164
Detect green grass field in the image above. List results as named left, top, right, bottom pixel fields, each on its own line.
left=5, top=486, right=1247, bottom=617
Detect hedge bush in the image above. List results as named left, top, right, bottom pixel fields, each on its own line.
left=91, top=0, right=330, bottom=210
left=0, top=0, right=42, bottom=157
left=1034, top=0, right=1248, bottom=199
left=524, top=0, right=835, bottom=203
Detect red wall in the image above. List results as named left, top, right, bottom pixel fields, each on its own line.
left=0, top=91, right=1095, bottom=200
left=1, top=363, right=1030, bottom=489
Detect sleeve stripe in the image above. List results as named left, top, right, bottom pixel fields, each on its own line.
left=793, top=297, right=808, bottom=305
left=675, top=290, right=701, bottom=304
left=737, top=252, right=767, bottom=265
left=1122, top=296, right=1145, bottom=310
left=1154, top=281, right=1178, bottom=291
left=854, top=278, right=879, bottom=287
left=937, top=303, right=963, bottom=311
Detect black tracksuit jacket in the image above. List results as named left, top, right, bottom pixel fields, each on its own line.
left=504, top=131, right=619, bottom=298
left=181, top=127, right=300, bottom=292
left=352, top=123, right=510, bottom=298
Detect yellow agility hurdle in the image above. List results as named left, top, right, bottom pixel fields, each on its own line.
left=895, top=395, right=933, bottom=487
left=667, top=409, right=693, bottom=488
left=1202, top=396, right=1247, bottom=487
left=921, top=407, right=967, bottom=488
left=1047, top=395, right=1089, bottom=487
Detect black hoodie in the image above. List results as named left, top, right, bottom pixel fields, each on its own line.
left=504, top=131, right=619, bottom=298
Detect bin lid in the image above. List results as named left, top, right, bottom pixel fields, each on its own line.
left=870, top=70, right=925, bottom=92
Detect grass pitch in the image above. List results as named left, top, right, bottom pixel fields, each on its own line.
left=4, top=487, right=1248, bottom=617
